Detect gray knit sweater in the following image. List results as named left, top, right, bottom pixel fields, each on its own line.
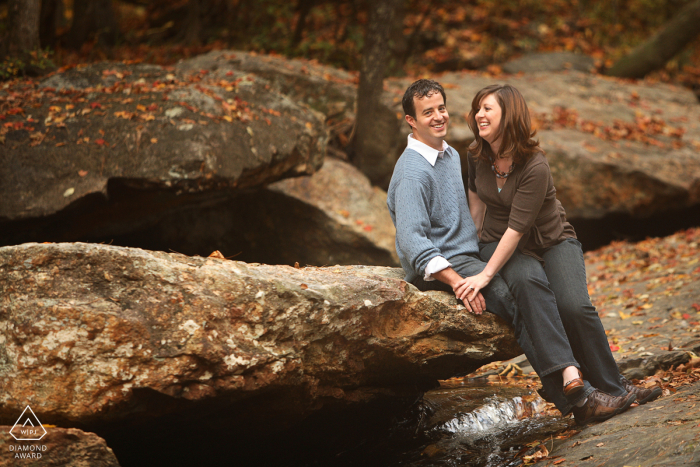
left=387, top=147, right=479, bottom=283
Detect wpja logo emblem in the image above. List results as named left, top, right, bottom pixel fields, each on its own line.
left=9, top=406, right=47, bottom=441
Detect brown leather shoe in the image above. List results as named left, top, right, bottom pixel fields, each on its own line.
left=563, top=369, right=584, bottom=396
left=620, top=376, right=662, bottom=405
left=571, top=389, right=636, bottom=426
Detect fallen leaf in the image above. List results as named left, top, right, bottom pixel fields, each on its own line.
left=208, top=250, right=225, bottom=259
left=151, top=138, right=158, bottom=143
left=63, top=187, right=75, bottom=197
left=300, top=284, right=308, bottom=290
left=596, top=442, right=605, bottom=447
left=78, top=170, right=88, bottom=177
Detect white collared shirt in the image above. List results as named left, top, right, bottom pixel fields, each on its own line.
left=405, top=134, right=452, bottom=281
left=406, top=134, right=449, bottom=167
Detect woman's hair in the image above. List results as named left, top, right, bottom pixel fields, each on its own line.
left=467, top=84, right=541, bottom=164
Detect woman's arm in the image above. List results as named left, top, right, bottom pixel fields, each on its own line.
left=453, top=227, right=524, bottom=302
left=467, top=189, right=486, bottom=239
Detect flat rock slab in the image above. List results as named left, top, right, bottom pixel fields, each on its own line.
left=0, top=60, right=326, bottom=228
left=0, top=425, right=120, bottom=467
left=547, top=381, right=700, bottom=466
left=0, top=242, right=518, bottom=426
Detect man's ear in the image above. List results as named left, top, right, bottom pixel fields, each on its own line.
left=405, top=114, right=415, bottom=129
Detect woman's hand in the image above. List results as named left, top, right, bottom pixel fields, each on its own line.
left=454, top=272, right=493, bottom=308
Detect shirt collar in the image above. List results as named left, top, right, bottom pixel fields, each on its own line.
left=406, top=134, right=449, bottom=166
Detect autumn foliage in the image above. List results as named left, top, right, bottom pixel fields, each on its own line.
left=1, top=0, right=700, bottom=89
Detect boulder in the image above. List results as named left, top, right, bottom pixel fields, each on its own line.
left=81, top=157, right=399, bottom=267
left=0, top=242, right=519, bottom=427
left=177, top=50, right=406, bottom=187
left=501, top=51, right=596, bottom=74
left=0, top=60, right=327, bottom=246
left=185, top=51, right=700, bottom=221
left=384, top=71, right=700, bottom=220
left=0, top=426, right=120, bottom=467
left=261, top=157, right=400, bottom=266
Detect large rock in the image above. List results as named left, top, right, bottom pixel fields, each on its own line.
left=177, top=50, right=407, bottom=187
left=0, top=426, right=120, bottom=467
left=383, top=71, right=700, bottom=220
left=0, top=60, right=327, bottom=245
left=501, top=51, right=596, bottom=74
left=179, top=51, right=700, bottom=222
left=0, top=242, right=519, bottom=427
left=261, top=157, right=399, bottom=266
left=81, top=157, right=399, bottom=266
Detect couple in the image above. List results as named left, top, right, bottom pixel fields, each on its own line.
left=387, top=79, right=661, bottom=425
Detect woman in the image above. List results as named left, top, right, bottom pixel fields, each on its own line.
left=458, top=84, right=660, bottom=425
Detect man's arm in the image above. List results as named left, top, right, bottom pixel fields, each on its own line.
left=394, top=177, right=485, bottom=314
left=432, top=267, right=486, bottom=314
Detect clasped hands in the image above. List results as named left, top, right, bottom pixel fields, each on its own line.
left=452, top=271, right=491, bottom=315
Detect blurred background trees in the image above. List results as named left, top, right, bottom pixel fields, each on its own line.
left=1, top=0, right=699, bottom=83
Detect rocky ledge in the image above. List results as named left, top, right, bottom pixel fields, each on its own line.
left=0, top=242, right=518, bottom=429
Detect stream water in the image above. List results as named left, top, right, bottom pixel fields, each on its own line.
left=327, top=377, right=572, bottom=467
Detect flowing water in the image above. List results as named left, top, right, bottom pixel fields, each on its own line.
left=329, top=377, right=572, bottom=467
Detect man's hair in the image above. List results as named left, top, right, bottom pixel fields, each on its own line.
left=402, top=79, right=447, bottom=120
left=467, top=84, right=540, bottom=164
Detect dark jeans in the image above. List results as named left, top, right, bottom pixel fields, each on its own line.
left=411, top=249, right=601, bottom=414
left=480, top=238, right=627, bottom=413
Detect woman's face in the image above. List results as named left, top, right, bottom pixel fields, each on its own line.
left=475, top=93, right=502, bottom=147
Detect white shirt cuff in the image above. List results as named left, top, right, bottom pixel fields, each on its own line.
left=424, top=256, right=451, bottom=281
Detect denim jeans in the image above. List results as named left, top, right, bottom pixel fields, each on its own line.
left=410, top=249, right=606, bottom=414
left=480, top=238, right=627, bottom=413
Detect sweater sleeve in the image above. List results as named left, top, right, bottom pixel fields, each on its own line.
left=394, top=177, right=443, bottom=278
left=508, top=161, right=549, bottom=234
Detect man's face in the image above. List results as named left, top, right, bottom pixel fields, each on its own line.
left=406, top=91, right=449, bottom=149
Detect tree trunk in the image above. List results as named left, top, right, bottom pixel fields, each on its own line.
left=40, top=0, right=60, bottom=49
left=606, top=0, right=700, bottom=79
left=350, top=0, right=405, bottom=187
left=2, top=0, right=41, bottom=58
left=67, top=0, right=118, bottom=49
left=183, top=0, right=202, bottom=46
left=291, top=0, right=316, bottom=48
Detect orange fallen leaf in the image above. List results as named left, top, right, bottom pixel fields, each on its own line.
left=78, top=170, right=88, bottom=177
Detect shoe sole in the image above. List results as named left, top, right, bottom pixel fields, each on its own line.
left=575, top=394, right=637, bottom=426
left=563, top=382, right=584, bottom=397
left=637, top=387, right=662, bottom=405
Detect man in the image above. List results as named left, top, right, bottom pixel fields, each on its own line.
left=387, top=79, right=650, bottom=425
left=386, top=79, right=511, bottom=315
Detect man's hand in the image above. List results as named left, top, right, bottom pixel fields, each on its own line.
left=453, top=271, right=492, bottom=310
left=432, top=267, right=486, bottom=314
